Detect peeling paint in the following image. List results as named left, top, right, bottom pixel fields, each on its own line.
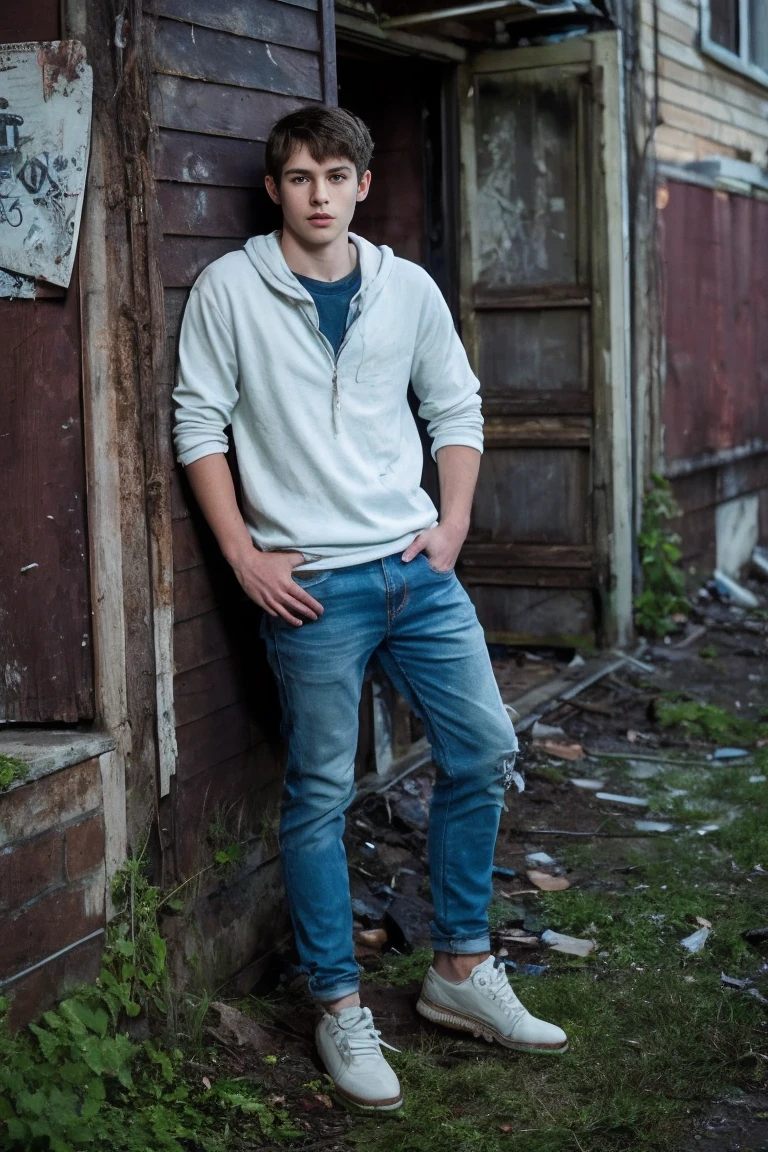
left=0, top=41, right=92, bottom=287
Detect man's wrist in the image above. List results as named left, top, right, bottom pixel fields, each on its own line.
left=439, top=515, right=471, bottom=538
left=222, top=536, right=257, bottom=569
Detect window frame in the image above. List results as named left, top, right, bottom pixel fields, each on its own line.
left=701, top=0, right=768, bottom=88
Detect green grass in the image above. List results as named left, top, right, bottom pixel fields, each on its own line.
left=348, top=720, right=768, bottom=1152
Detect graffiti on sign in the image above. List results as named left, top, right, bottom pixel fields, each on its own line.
left=0, top=41, right=92, bottom=294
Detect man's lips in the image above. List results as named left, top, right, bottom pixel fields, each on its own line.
left=308, top=214, right=334, bottom=223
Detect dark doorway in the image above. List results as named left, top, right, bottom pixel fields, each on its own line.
left=336, top=45, right=459, bottom=318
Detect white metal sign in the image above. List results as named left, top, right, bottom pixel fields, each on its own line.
left=0, top=41, right=92, bottom=293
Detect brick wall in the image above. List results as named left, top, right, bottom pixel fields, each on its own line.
left=0, top=757, right=107, bottom=1029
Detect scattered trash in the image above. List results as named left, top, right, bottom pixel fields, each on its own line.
left=537, top=741, right=584, bottom=762
left=383, top=892, right=434, bottom=949
left=354, top=928, right=387, bottom=951
left=541, top=930, right=596, bottom=957
left=634, top=820, right=675, bottom=833
left=747, top=987, right=768, bottom=1007
left=695, top=824, right=720, bottom=836
left=752, top=546, right=768, bottom=580
left=626, top=760, right=665, bottom=780
left=391, top=794, right=430, bottom=832
left=721, top=972, right=751, bottom=990
left=712, top=747, right=750, bottom=761
left=532, top=721, right=567, bottom=740
left=491, top=865, right=517, bottom=880
left=567, top=653, right=585, bottom=669
left=527, top=870, right=571, bottom=892
left=205, top=1003, right=273, bottom=1054
left=504, top=703, right=521, bottom=723
left=680, top=927, right=710, bottom=953
left=525, top=852, right=557, bottom=866
left=749, top=775, right=767, bottom=784
left=612, top=650, right=654, bottom=673
left=502, top=960, right=549, bottom=976
left=742, top=927, right=768, bottom=944
left=596, top=792, right=649, bottom=808
left=672, top=623, right=708, bottom=649
left=570, top=778, right=606, bottom=791
left=695, top=916, right=712, bottom=929
left=497, top=929, right=540, bottom=947
left=713, top=569, right=760, bottom=609
left=569, top=698, right=614, bottom=717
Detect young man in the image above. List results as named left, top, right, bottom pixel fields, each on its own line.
left=173, top=106, right=567, bottom=1111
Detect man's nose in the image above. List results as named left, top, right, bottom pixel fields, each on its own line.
left=311, top=182, right=329, bottom=204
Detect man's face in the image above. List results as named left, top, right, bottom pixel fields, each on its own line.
left=265, top=144, right=371, bottom=246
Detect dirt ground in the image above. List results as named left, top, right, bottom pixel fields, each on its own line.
left=212, top=586, right=768, bottom=1152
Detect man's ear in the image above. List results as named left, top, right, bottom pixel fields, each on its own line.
left=265, top=174, right=281, bottom=205
left=356, top=169, right=372, bottom=203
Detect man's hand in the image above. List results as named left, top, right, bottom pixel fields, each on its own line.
left=401, top=520, right=468, bottom=573
left=230, top=548, right=325, bottom=627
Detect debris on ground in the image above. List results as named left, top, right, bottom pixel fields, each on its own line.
left=237, top=586, right=768, bottom=1149
left=204, top=1002, right=274, bottom=1053
left=537, top=741, right=585, bottom=761
left=680, top=927, right=711, bottom=953
left=541, top=930, right=597, bottom=957
left=596, top=792, right=649, bottom=807
left=527, top=869, right=571, bottom=892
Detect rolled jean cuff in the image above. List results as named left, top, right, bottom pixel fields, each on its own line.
left=307, top=976, right=360, bottom=1003
left=430, top=934, right=491, bottom=955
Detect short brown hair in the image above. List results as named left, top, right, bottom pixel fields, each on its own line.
left=266, top=106, right=374, bottom=184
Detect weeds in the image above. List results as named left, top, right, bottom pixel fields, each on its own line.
left=0, top=851, right=299, bottom=1151
left=0, top=754, right=28, bottom=791
left=654, top=697, right=767, bottom=743
left=634, top=475, right=688, bottom=639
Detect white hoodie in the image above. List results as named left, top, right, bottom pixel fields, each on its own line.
left=172, top=230, right=483, bottom=570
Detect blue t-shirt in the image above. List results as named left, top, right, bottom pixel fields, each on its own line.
left=295, top=264, right=362, bottom=357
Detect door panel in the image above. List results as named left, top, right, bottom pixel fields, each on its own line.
left=475, top=69, right=585, bottom=290
left=459, top=35, right=631, bottom=646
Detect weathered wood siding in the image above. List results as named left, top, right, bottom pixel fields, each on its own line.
left=0, top=1, right=94, bottom=723
left=659, top=179, right=768, bottom=567
left=640, top=0, right=768, bottom=162
left=145, top=0, right=332, bottom=929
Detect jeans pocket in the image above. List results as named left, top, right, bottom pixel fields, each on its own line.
left=422, top=554, right=455, bottom=577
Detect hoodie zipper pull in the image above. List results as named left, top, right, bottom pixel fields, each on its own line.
left=332, top=367, right=341, bottom=434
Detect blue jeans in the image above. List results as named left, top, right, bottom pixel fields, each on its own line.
left=261, top=552, right=518, bottom=1002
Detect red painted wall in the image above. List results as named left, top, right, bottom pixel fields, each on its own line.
left=660, top=180, right=768, bottom=465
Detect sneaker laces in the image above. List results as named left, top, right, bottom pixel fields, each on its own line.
left=477, top=960, right=528, bottom=1025
left=335, top=1007, right=400, bottom=1058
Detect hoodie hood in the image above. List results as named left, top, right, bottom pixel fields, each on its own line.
left=244, top=230, right=395, bottom=305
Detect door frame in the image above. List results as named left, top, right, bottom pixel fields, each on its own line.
left=458, top=32, right=633, bottom=647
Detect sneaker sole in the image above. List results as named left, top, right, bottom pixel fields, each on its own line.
left=415, top=993, right=568, bottom=1054
left=333, top=1085, right=404, bottom=1112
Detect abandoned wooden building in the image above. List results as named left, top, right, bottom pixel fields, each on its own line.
left=0, top=0, right=766, bottom=1025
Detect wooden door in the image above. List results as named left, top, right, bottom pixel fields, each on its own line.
left=458, top=34, right=632, bottom=648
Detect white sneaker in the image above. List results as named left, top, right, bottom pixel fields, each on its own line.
left=416, top=956, right=568, bottom=1054
left=315, top=1006, right=403, bottom=1111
